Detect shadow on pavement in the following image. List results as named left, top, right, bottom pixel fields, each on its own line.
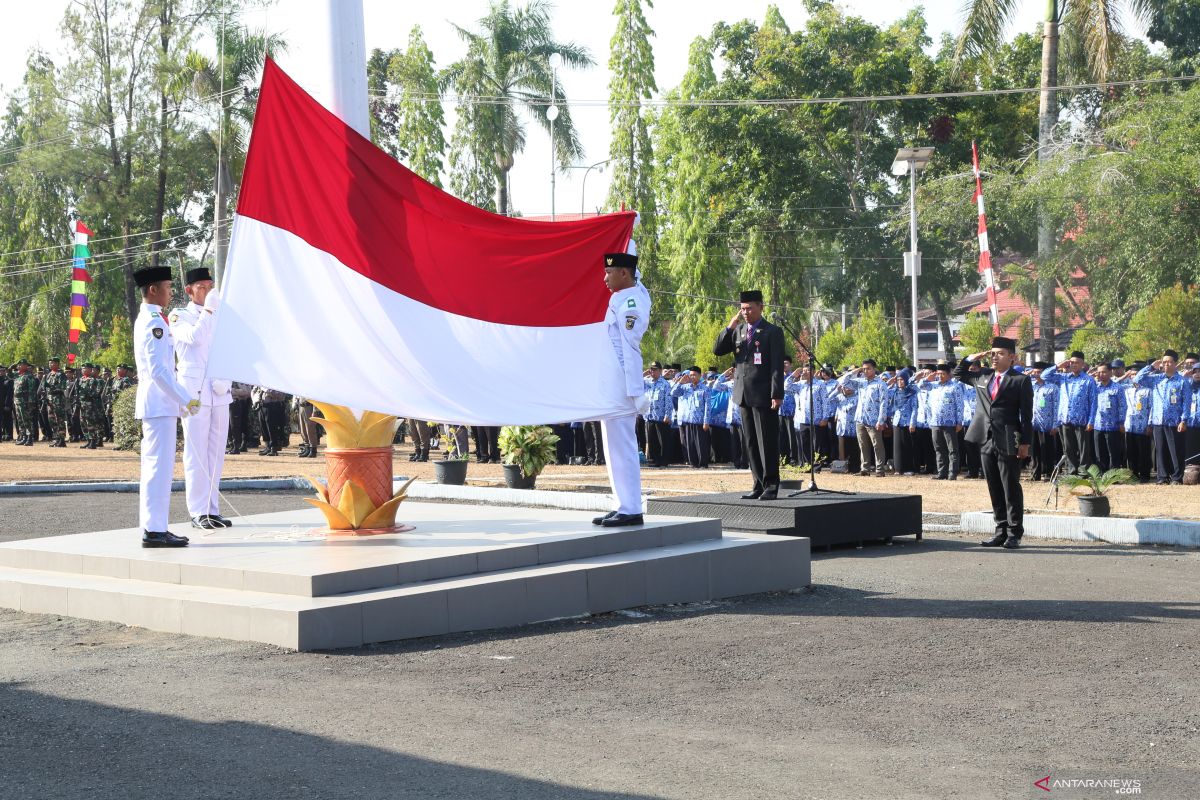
left=0, top=682, right=664, bottom=800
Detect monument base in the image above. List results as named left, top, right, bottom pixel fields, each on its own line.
left=0, top=501, right=809, bottom=651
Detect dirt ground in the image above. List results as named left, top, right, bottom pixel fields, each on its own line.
left=0, top=490, right=1197, bottom=799
left=4, top=439, right=1198, bottom=519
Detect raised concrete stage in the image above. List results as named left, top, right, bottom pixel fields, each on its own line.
left=646, top=491, right=922, bottom=547
left=0, top=502, right=809, bottom=651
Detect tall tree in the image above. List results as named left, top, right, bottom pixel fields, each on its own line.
left=442, top=0, right=593, bottom=215
left=367, top=47, right=401, bottom=158
left=955, top=0, right=1158, bottom=360
left=388, top=26, right=446, bottom=187
left=183, top=12, right=284, bottom=283
left=606, top=0, right=658, bottom=271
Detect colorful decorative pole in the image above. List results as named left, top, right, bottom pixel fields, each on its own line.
left=972, top=141, right=1000, bottom=334
left=67, top=221, right=94, bottom=365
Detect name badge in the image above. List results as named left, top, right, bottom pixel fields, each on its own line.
left=753, top=353, right=762, bottom=365
left=1038, top=397, right=1046, bottom=409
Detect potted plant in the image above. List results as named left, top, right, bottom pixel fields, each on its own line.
left=433, top=424, right=470, bottom=485
left=498, top=425, right=560, bottom=489
left=1058, top=465, right=1137, bottom=518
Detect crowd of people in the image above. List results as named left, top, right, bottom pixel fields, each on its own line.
left=5, top=348, right=1197, bottom=488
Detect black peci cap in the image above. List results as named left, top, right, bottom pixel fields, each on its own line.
left=185, top=267, right=213, bottom=285
left=134, top=266, right=173, bottom=288
left=739, top=290, right=764, bottom=304
left=603, top=252, right=638, bottom=269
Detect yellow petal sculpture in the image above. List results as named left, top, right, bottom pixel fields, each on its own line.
left=304, top=402, right=413, bottom=534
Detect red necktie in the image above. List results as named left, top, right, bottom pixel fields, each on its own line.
left=160, top=311, right=169, bottom=325
left=990, top=374, right=1001, bottom=400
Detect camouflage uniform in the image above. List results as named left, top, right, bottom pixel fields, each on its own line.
left=41, top=365, right=68, bottom=446
left=77, top=366, right=105, bottom=448
left=66, top=371, right=83, bottom=442
left=12, top=366, right=38, bottom=445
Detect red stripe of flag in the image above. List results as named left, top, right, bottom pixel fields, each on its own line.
left=75, top=220, right=94, bottom=236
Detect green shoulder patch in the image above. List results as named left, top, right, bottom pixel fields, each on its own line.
left=626, top=298, right=636, bottom=308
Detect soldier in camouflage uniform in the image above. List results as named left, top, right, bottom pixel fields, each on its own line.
left=12, top=360, right=38, bottom=446
left=100, top=366, right=114, bottom=441
left=65, top=366, right=83, bottom=442
left=1, top=364, right=12, bottom=441
left=41, top=357, right=68, bottom=447
left=77, top=363, right=106, bottom=449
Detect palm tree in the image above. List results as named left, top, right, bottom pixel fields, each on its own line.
left=442, top=0, right=593, bottom=215
left=955, top=0, right=1156, bottom=360
left=183, top=15, right=285, bottom=283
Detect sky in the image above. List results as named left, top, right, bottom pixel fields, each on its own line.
left=0, top=1, right=1153, bottom=217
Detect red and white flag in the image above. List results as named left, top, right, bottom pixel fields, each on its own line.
left=972, top=140, right=1000, bottom=334
left=209, top=60, right=637, bottom=424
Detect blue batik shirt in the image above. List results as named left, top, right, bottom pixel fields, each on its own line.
left=1040, top=365, right=1096, bottom=427
left=916, top=379, right=963, bottom=427
left=1120, top=377, right=1151, bottom=435
left=834, top=387, right=858, bottom=437
left=643, top=376, right=673, bottom=423
left=839, top=374, right=887, bottom=427
left=1134, top=365, right=1193, bottom=427
left=670, top=381, right=712, bottom=425
left=1189, top=376, right=1200, bottom=426
left=889, top=386, right=918, bottom=428
left=1089, top=380, right=1127, bottom=431
left=914, top=389, right=929, bottom=429
left=708, top=383, right=730, bottom=428
left=779, top=384, right=796, bottom=417
left=1032, top=378, right=1060, bottom=433
left=784, top=376, right=829, bottom=425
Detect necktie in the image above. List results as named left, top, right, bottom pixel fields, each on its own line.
left=990, top=374, right=1001, bottom=401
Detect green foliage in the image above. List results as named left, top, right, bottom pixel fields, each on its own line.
left=389, top=26, right=447, bottom=186
left=111, top=384, right=140, bottom=452
left=1058, top=464, right=1136, bottom=497
left=1069, top=323, right=1124, bottom=365
left=95, top=315, right=134, bottom=370
left=957, top=313, right=995, bottom=356
left=438, top=424, right=470, bottom=461
left=498, top=424, right=560, bottom=478
left=1122, top=285, right=1200, bottom=361
left=691, top=315, right=734, bottom=371
left=814, top=325, right=853, bottom=369
left=846, top=303, right=907, bottom=368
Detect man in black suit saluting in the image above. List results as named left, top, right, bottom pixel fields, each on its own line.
left=714, top=290, right=786, bottom=500
left=955, top=336, right=1034, bottom=549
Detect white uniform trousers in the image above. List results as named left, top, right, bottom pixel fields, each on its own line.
left=139, top=416, right=177, bottom=532
left=601, top=413, right=643, bottom=515
left=182, top=404, right=230, bottom=518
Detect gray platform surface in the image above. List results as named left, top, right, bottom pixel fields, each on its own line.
left=0, top=501, right=810, bottom=650
left=646, top=491, right=922, bottom=546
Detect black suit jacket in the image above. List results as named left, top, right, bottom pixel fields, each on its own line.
left=713, top=319, right=785, bottom=408
left=954, top=358, right=1034, bottom=455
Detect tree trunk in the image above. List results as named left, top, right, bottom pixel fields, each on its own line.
left=122, top=221, right=137, bottom=321
left=151, top=2, right=172, bottom=271
left=932, top=293, right=955, bottom=360
left=1037, top=8, right=1059, bottom=361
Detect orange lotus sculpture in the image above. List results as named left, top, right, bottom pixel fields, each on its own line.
left=303, top=401, right=416, bottom=535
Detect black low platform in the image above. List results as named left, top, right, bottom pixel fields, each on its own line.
left=646, top=490, right=922, bottom=548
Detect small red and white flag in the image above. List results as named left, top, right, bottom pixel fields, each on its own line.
left=972, top=141, right=999, bottom=334
left=209, top=60, right=637, bottom=424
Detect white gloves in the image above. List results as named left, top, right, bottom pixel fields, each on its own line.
left=635, top=394, right=651, bottom=415
left=203, top=287, right=221, bottom=312
left=185, top=399, right=201, bottom=417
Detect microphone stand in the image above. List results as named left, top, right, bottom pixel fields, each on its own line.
left=770, top=312, right=854, bottom=497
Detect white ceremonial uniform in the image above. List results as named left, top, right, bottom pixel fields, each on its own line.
left=170, top=300, right=232, bottom=519
left=134, top=303, right=193, bottom=533
left=600, top=281, right=651, bottom=515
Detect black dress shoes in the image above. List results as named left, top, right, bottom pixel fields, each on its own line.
left=980, top=532, right=1009, bottom=547
left=1002, top=536, right=1022, bottom=549
left=740, top=489, right=763, bottom=500
left=757, top=488, right=779, bottom=501
left=211, top=515, right=233, bottom=528
left=601, top=513, right=644, bottom=527
left=592, top=511, right=617, bottom=526
left=191, top=515, right=222, bottom=530
left=142, top=530, right=189, bottom=548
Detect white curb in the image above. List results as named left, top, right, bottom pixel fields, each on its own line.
left=960, top=510, right=1200, bottom=547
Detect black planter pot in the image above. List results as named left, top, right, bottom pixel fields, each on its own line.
left=434, top=459, right=468, bottom=485
left=1077, top=494, right=1110, bottom=518
left=502, top=463, right=537, bottom=490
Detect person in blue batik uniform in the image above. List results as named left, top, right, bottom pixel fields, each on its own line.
left=1088, top=362, right=1128, bottom=472
left=1185, top=353, right=1200, bottom=468
left=671, top=366, right=712, bottom=468
left=1134, top=349, right=1192, bottom=484
left=838, top=360, right=888, bottom=476
left=778, top=357, right=798, bottom=465
left=833, top=379, right=860, bottom=474
left=1117, top=362, right=1152, bottom=481
left=642, top=361, right=673, bottom=468
left=785, top=364, right=830, bottom=468
left=1028, top=361, right=1062, bottom=481
left=886, top=368, right=918, bottom=475
left=959, top=366, right=982, bottom=479
left=707, top=371, right=733, bottom=463
left=916, top=364, right=963, bottom=480
left=1039, top=351, right=1096, bottom=475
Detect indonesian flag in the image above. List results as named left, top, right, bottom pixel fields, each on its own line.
left=209, top=59, right=637, bottom=425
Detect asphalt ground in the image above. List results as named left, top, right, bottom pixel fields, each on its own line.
left=1, top=491, right=1198, bottom=799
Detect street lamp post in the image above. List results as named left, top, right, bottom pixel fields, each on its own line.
left=892, top=146, right=935, bottom=365
left=575, top=159, right=612, bottom=217
left=547, top=52, right=562, bottom=221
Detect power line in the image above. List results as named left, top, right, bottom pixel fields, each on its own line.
left=0, top=223, right=205, bottom=266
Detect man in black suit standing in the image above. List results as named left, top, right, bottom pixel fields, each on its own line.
left=714, top=290, right=786, bottom=500
left=955, top=336, right=1034, bottom=549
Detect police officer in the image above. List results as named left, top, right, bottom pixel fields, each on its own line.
left=12, top=359, right=37, bottom=446
left=169, top=267, right=233, bottom=530
left=591, top=252, right=650, bottom=527
left=133, top=266, right=200, bottom=548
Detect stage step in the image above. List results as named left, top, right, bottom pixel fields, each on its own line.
left=0, top=503, right=810, bottom=650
